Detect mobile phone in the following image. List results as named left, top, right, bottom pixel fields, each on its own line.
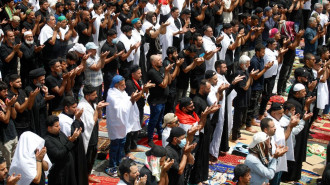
left=199, top=53, right=205, bottom=57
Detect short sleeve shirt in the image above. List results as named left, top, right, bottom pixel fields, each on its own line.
left=77, top=22, right=93, bottom=45
left=84, top=55, right=103, bottom=87
left=147, top=67, right=169, bottom=105
left=46, top=74, right=65, bottom=111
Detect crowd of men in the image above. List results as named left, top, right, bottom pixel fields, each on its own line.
left=0, top=0, right=329, bottom=184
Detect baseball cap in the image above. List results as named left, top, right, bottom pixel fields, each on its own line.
left=205, top=70, right=217, bottom=79
left=249, top=132, right=269, bottom=148
left=85, top=42, right=99, bottom=50
left=162, top=113, right=178, bottom=128
left=294, top=68, right=309, bottom=79
left=166, top=127, right=186, bottom=142
left=145, top=145, right=167, bottom=157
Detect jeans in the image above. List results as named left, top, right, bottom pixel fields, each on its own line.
left=109, top=137, right=126, bottom=168
left=148, top=104, right=165, bottom=141
left=270, top=171, right=283, bottom=185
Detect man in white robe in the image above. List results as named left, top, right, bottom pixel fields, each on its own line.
left=77, top=85, right=108, bottom=182
left=105, top=75, right=150, bottom=177
left=202, top=25, right=223, bottom=71
left=161, top=7, right=186, bottom=60
left=131, top=18, right=144, bottom=66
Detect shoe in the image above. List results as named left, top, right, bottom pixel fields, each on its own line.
left=157, top=135, right=162, bottom=140
left=105, top=167, right=118, bottom=177
left=148, top=140, right=155, bottom=147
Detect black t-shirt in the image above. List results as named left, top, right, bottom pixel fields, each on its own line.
left=22, top=20, right=35, bottom=31
left=101, top=41, right=119, bottom=73
left=147, top=67, right=169, bottom=104
left=0, top=100, right=17, bottom=143
left=77, top=22, right=93, bottom=45
left=3, top=24, right=21, bottom=44
left=177, top=51, right=193, bottom=89
left=98, top=18, right=107, bottom=41
left=8, top=89, right=30, bottom=128
left=125, top=79, right=145, bottom=109
left=233, top=70, right=251, bottom=107
left=191, top=7, right=203, bottom=32
left=118, top=12, right=133, bottom=28
left=67, top=63, right=84, bottom=94
left=213, top=4, right=223, bottom=26
left=203, top=3, right=215, bottom=29
left=190, top=47, right=206, bottom=89
left=139, top=166, right=158, bottom=185
left=165, top=143, right=184, bottom=185
left=0, top=42, right=18, bottom=77
left=163, top=57, right=177, bottom=94
left=16, top=3, right=29, bottom=13
left=35, top=10, right=49, bottom=25
left=46, top=74, right=65, bottom=112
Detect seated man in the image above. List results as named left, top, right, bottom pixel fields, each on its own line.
left=117, top=158, right=147, bottom=185
left=233, top=164, right=251, bottom=185
left=0, top=156, right=21, bottom=185
left=162, top=113, right=179, bottom=147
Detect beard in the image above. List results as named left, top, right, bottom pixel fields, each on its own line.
left=56, top=71, right=63, bottom=77
left=25, top=39, right=34, bottom=45
left=89, top=98, right=97, bottom=104
left=220, top=71, right=227, bottom=76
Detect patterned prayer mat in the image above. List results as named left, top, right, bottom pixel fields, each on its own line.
left=218, top=154, right=245, bottom=166
left=137, top=134, right=162, bottom=147
left=89, top=174, right=119, bottom=185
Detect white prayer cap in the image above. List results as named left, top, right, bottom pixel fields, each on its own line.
left=72, top=43, right=86, bottom=54
left=24, top=31, right=33, bottom=37
left=249, top=132, right=269, bottom=148
left=293, top=83, right=305, bottom=92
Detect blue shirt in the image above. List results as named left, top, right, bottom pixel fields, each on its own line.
left=304, top=27, right=317, bottom=55
left=249, top=55, right=264, bottom=91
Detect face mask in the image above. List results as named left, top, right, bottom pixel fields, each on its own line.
left=178, top=138, right=186, bottom=148
left=111, top=38, right=118, bottom=44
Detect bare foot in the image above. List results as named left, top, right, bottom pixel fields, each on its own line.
left=219, top=151, right=228, bottom=156
left=245, top=127, right=257, bottom=133
left=88, top=176, right=100, bottom=183
left=130, top=148, right=147, bottom=152
left=209, top=154, right=218, bottom=164
left=126, top=153, right=137, bottom=160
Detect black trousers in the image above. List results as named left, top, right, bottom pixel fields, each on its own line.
left=86, top=144, right=98, bottom=175
left=277, top=63, right=293, bottom=95
left=246, top=90, right=262, bottom=125
left=259, top=76, right=276, bottom=116
left=165, top=92, right=176, bottom=114
left=124, top=131, right=138, bottom=154
left=232, top=107, right=248, bottom=140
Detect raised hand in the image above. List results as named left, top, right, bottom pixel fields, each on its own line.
left=143, top=81, right=156, bottom=90
left=69, top=127, right=82, bottom=142
left=289, top=113, right=300, bottom=127
left=89, top=17, right=96, bottom=23
left=165, top=63, right=174, bottom=72
left=303, top=112, right=313, bottom=121
left=161, top=158, right=174, bottom=172
left=35, top=147, right=47, bottom=161
left=97, top=100, right=109, bottom=110
left=75, top=108, right=84, bottom=121
left=6, top=173, right=21, bottom=185
left=250, top=68, right=259, bottom=77
left=265, top=61, right=274, bottom=70
left=34, top=45, right=45, bottom=52
left=115, top=50, right=125, bottom=58
left=101, top=51, right=110, bottom=59
left=134, top=174, right=147, bottom=185
left=183, top=141, right=197, bottom=154
left=6, top=95, right=18, bottom=107
left=217, top=83, right=230, bottom=93
left=232, top=74, right=245, bottom=85
left=30, top=87, right=40, bottom=97
left=176, top=58, right=185, bottom=66
left=187, top=125, right=202, bottom=136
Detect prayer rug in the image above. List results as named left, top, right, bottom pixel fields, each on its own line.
left=137, top=134, right=162, bottom=147
left=142, top=114, right=150, bottom=127
left=99, top=119, right=107, bottom=132
left=89, top=174, right=119, bottom=185
left=296, top=169, right=321, bottom=185
left=217, top=154, right=245, bottom=166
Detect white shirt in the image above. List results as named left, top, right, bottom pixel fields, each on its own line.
left=263, top=47, right=279, bottom=78
left=162, top=127, right=171, bottom=147
left=223, top=0, right=232, bottom=23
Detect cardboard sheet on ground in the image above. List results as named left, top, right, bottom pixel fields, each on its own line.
left=306, top=155, right=324, bottom=165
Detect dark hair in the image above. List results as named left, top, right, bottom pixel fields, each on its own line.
left=46, top=115, right=59, bottom=127
left=283, top=101, right=295, bottom=111
left=317, top=46, right=328, bottom=56
left=171, top=7, right=179, bottom=13
left=0, top=156, right=5, bottom=164
left=251, top=15, right=259, bottom=20
left=129, top=65, right=141, bottom=75
left=166, top=46, right=177, bottom=56
left=202, top=25, right=211, bottom=33
left=186, top=44, right=197, bottom=53
left=192, top=32, right=202, bottom=42
left=107, top=29, right=117, bottom=37
left=93, top=3, right=101, bottom=10
left=260, top=118, right=272, bottom=132
left=140, top=0, right=148, bottom=3
left=230, top=19, right=239, bottom=26
left=49, top=59, right=60, bottom=68
left=121, top=25, right=133, bottom=33
left=39, top=0, right=47, bottom=6
left=118, top=158, right=136, bottom=179
left=304, top=53, right=314, bottom=63
left=83, top=85, right=97, bottom=96
left=0, top=81, right=8, bottom=91
left=62, top=96, right=77, bottom=108
left=66, top=51, right=79, bottom=61
left=8, top=74, right=20, bottom=84
left=255, top=44, right=266, bottom=52
left=214, top=60, right=226, bottom=70
left=55, top=2, right=63, bottom=9
left=199, top=79, right=208, bottom=87
left=233, top=164, right=250, bottom=182
left=241, top=13, right=251, bottom=20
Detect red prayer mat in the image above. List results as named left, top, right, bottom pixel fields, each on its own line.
left=218, top=154, right=245, bottom=166
left=137, top=135, right=162, bottom=147
left=88, top=174, right=119, bottom=185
